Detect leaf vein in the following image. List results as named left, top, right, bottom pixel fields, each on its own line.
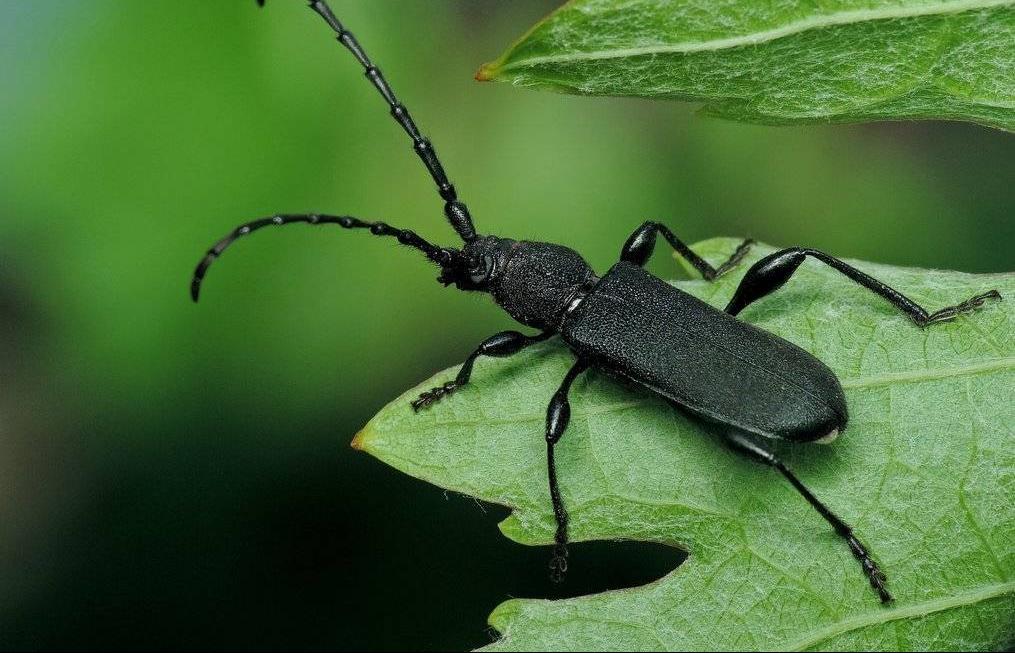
left=779, top=580, right=1015, bottom=650
left=496, top=0, right=1015, bottom=72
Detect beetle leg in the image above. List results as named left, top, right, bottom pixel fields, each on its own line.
left=545, top=359, right=590, bottom=583
left=725, top=247, right=1002, bottom=327
left=620, top=221, right=753, bottom=281
left=411, top=331, right=553, bottom=411
left=722, top=431, right=892, bottom=603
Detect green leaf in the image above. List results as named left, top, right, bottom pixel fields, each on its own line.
left=477, top=0, right=1015, bottom=132
left=354, top=240, right=1014, bottom=651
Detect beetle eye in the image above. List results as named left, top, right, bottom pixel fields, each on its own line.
left=469, top=255, right=494, bottom=285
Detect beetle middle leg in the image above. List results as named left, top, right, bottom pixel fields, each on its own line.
left=544, top=358, right=590, bottom=582
left=722, top=430, right=892, bottom=603
left=621, top=221, right=753, bottom=280
left=411, top=331, right=553, bottom=411
left=725, top=247, right=1002, bottom=327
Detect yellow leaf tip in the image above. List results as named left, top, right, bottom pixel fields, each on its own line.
left=475, top=62, right=498, bottom=82
left=350, top=427, right=369, bottom=451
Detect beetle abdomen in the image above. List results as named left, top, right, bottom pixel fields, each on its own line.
left=561, top=262, right=846, bottom=442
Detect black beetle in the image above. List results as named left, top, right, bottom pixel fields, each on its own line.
left=193, top=0, right=1003, bottom=604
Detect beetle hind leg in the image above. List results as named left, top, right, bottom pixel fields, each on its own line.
left=725, top=247, right=1002, bottom=327
left=723, top=431, right=893, bottom=603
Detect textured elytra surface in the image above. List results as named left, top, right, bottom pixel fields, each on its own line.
left=355, top=239, right=1014, bottom=651
left=478, top=0, right=1015, bottom=131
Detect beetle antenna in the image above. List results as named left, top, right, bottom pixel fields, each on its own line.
left=191, top=214, right=449, bottom=302
left=281, top=0, right=478, bottom=242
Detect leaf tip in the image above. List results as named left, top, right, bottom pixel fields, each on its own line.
left=487, top=597, right=524, bottom=636
left=475, top=61, right=499, bottom=82
left=350, top=426, right=370, bottom=451
left=497, top=512, right=540, bottom=545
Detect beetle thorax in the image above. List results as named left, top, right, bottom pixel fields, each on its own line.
left=487, top=240, right=597, bottom=330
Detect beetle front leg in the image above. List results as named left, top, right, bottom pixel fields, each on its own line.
left=620, top=221, right=753, bottom=280
left=723, top=431, right=892, bottom=603
left=725, top=247, right=1002, bottom=327
left=545, top=359, right=590, bottom=583
left=411, top=330, right=553, bottom=411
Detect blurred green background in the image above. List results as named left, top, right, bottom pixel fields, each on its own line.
left=1, top=1, right=1012, bottom=650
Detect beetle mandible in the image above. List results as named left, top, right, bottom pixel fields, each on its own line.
left=193, top=0, right=1003, bottom=604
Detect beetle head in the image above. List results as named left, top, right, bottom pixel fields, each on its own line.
left=437, top=236, right=513, bottom=292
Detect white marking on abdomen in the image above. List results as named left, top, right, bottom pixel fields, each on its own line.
left=815, top=428, right=840, bottom=444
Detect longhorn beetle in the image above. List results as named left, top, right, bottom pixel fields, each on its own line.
left=193, top=0, right=1003, bottom=604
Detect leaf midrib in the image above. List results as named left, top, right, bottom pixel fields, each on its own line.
left=489, top=581, right=1015, bottom=651
left=495, top=0, right=1013, bottom=72
left=402, top=354, right=1014, bottom=430
left=780, top=580, right=1015, bottom=651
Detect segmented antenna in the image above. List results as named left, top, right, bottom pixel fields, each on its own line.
left=281, top=0, right=478, bottom=241
left=191, top=214, right=448, bottom=301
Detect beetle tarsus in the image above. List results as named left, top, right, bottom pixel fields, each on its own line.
left=708, top=238, right=755, bottom=280
left=847, top=535, right=893, bottom=603
left=411, top=381, right=459, bottom=412
left=549, top=543, right=569, bottom=584
left=918, top=289, right=1002, bottom=327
